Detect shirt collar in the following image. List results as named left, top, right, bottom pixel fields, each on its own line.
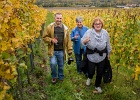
left=54, top=23, right=63, bottom=28
left=77, top=26, right=83, bottom=30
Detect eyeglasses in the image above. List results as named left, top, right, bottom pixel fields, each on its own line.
left=94, top=23, right=102, bottom=26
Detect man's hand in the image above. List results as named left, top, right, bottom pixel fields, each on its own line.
left=52, top=38, right=58, bottom=44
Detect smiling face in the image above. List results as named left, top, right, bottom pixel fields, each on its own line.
left=76, top=16, right=83, bottom=28
left=55, top=13, right=63, bottom=26
left=94, top=20, right=103, bottom=32
left=92, top=17, right=104, bottom=33
left=76, top=21, right=83, bottom=28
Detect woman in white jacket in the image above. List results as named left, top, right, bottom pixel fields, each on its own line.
left=81, top=17, right=111, bottom=93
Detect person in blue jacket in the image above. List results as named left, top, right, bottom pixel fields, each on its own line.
left=70, top=16, right=88, bottom=74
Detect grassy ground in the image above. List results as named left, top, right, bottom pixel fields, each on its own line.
left=23, top=43, right=140, bottom=100
left=18, top=12, right=140, bottom=100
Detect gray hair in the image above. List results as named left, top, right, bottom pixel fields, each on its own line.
left=76, top=16, right=83, bottom=22
left=54, top=12, right=62, bottom=17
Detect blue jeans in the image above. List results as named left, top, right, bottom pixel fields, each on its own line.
left=50, top=51, right=64, bottom=80
left=75, top=49, right=84, bottom=73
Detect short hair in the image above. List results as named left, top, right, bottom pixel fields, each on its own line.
left=92, top=17, right=104, bottom=28
left=76, top=16, right=83, bottom=22
left=54, top=12, right=62, bottom=18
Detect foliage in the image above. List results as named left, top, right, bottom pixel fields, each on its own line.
left=23, top=43, right=140, bottom=100
left=21, top=37, right=140, bottom=99
left=51, top=8, right=140, bottom=80
left=6, top=9, right=140, bottom=100
left=40, top=9, right=140, bottom=99
left=1, top=4, right=140, bottom=99
left=0, top=0, right=47, bottom=99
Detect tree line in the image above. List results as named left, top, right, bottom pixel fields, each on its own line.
left=35, top=0, right=140, bottom=7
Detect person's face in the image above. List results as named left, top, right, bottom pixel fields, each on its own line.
left=76, top=21, right=83, bottom=28
left=55, top=14, right=62, bottom=25
left=94, top=20, right=102, bottom=32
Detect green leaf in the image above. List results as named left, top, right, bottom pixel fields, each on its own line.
left=1, top=52, right=10, bottom=59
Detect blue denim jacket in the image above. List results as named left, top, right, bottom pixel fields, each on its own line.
left=70, top=26, right=88, bottom=54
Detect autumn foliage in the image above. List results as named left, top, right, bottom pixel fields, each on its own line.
left=0, top=0, right=47, bottom=99
left=52, top=8, right=140, bottom=80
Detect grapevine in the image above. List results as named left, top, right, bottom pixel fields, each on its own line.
left=0, top=0, right=47, bottom=99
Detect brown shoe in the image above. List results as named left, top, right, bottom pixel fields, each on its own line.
left=60, top=80, right=63, bottom=82
left=51, top=78, right=57, bottom=84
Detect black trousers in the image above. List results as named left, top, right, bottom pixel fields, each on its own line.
left=88, top=58, right=106, bottom=87
left=80, top=52, right=88, bottom=74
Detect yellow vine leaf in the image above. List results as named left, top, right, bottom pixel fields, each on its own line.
left=0, top=0, right=47, bottom=99
left=10, top=0, right=16, bottom=4
left=0, top=36, right=2, bottom=41
left=5, top=69, right=10, bottom=74
left=4, top=4, right=12, bottom=13
left=13, top=1, right=20, bottom=9
left=4, top=17, right=9, bottom=23
left=0, top=8, right=4, bottom=13
left=11, top=38, right=22, bottom=48
left=0, top=87, right=14, bottom=100
left=11, top=65, right=17, bottom=75
left=0, top=90, right=6, bottom=100
left=4, top=74, right=15, bottom=80
left=10, top=18, right=20, bottom=26
left=3, top=85, right=10, bottom=90
left=0, top=15, right=3, bottom=21
left=1, top=23, right=9, bottom=33
left=17, top=25, right=22, bottom=32
left=0, top=60, right=4, bottom=65
left=134, top=65, right=140, bottom=80
left=4, top=94, right=14, bottom=100
left=1, top=41, right=7, bottom=51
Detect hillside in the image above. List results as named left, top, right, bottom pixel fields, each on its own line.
left=36, top=0, right=140, bottom=7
